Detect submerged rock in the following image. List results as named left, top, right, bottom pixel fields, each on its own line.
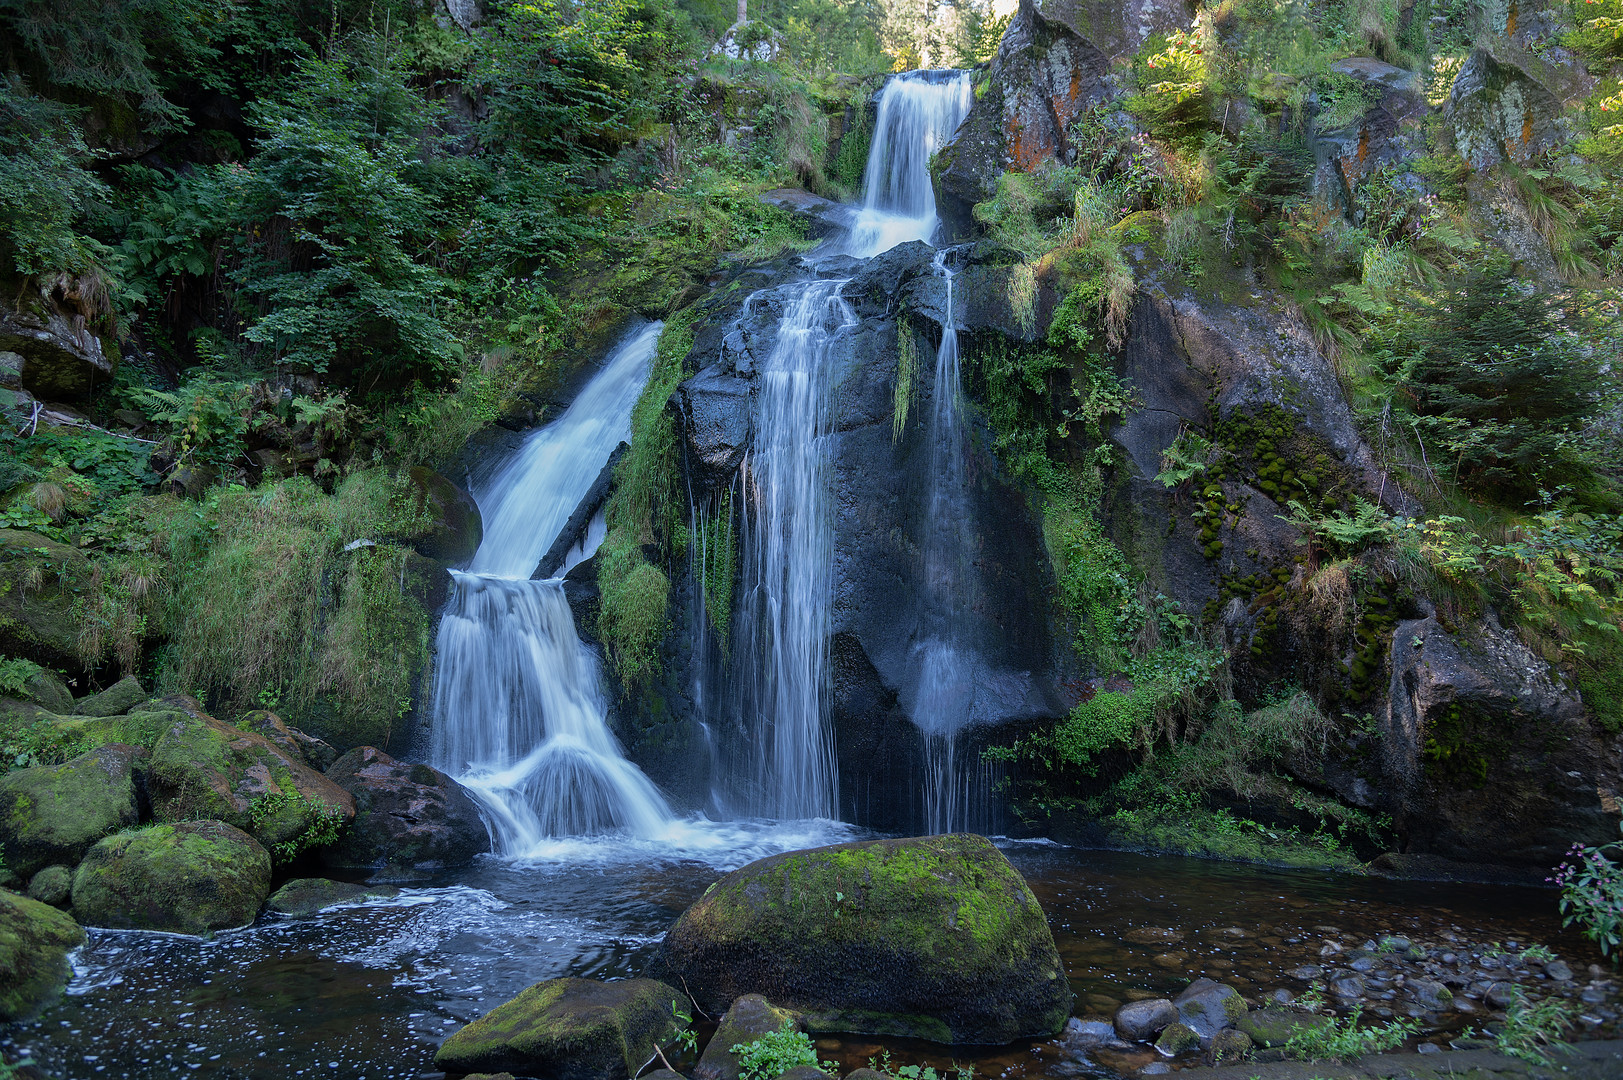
left=320, top=746, right=489, bottom=878
left=71, top=820, right=272, bottom=936
left=0, top=743, right=146, bottom=879
left=146, top=706, right=355, bottom=863
left=1114, top=997, right=1178, bottom=1041
left=434, top=976, right=688, bottom=1080
left=659, top=833, right=1071, bottom=1044
left=0, top=888, right=85, bottom=1020
left=264, top=877, right=400, bottom=917
left=695, top=994, right=802, bottom=1080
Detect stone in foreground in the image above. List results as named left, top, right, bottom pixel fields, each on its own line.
left=0, top=888, right=85, bottom=1020
left=320, top=746, right=489, bottom=879
left=434, top=977, right=687, bottom=1080
left=72, top=820, right=271, bottom=935
left=1174, top=978, right=1246, bottom=1041
left=1114, top=997, right=1177, bottom=1041
left=660, top=833, right=1071, bottom=1044
left=695, top=993, right=801, bottom=1080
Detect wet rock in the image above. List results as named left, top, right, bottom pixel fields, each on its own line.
left=0, top=743, right=146, bottom=879
left=264, top=877, right=400, bottom=917
left=1064, top=1017, right=1117, bottom=1045
left=73, top=676, right=148, bottom=718
left=434, top=977, right=688, bottom=1080
left=25, top=864, right=72, bottom=907
left=406, top=466, right=483, bottom=567
left=659, top=834, right=1071, bottom=1044
left=677, top=366, right=753, bottom=493
left=1154, top=1022, right=1199, bottom=1056
left=1289, top=965, right=1323, bottom=980
left=1173, top=979, right=1246, bottom=1040
left=147, top=706, right=355, bottom=864
left=0, top=888, right=85, bottom=1020
left=758, top=189, right=853, bottom=239
left=1547, top=960, right=1574, bottom=982
left=1486, top=982, right=1521, bottom=1009
left=320, top=746, right=490, bottom=878
left=695, top=994, right=802, bottom=1080
left=1329, top=973, right=1365, bottom=1000
left=1238, top=1007, right=1324, bottom=1048
left=1124, top=927, right=1184, bottom=946
left=72, top=820, right=272, bottom=936
left=535, top=444, right=624, bottom=579
left=1384, top=615, right=1616, bottom=865
left=1209, top=1028, right=1252, bottom=1063
left=1115, top=998, right=1178, bottom=1041
left=773, top=1068, right=834, bottom=1080
left=1409, top=977, right=1454, bottom=1009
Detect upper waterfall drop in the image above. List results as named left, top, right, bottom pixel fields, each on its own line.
left=847, top=69, right=974, bottom=258
left=430, top=323, right=676, bottom=855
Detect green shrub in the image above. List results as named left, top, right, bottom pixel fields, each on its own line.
left=1283, top=1005, right=1417, bottom=1062
left=732, top=1022, right=830, bottom=1080
left=1495, top=990, right=1576, bottom=1065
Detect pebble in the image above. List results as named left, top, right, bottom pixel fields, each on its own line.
left=1138, top=1066, right=1170, bottom=1076
left=1547, top=960, right=1574, bottom=981
left=1417, top=1042, right=1441, bottom=1055
left=1290, top=965, right=1323, bottom=980
left=1329, top=974, right=1365, bottom=999
left=1582, top=986, right=1609, bottom=1005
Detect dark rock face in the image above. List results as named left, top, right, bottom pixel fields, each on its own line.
left=0, top=276, right=116, bottom=399
left=759, top=189, right=855, bottom=238
left=434, top=977, right=687, bottom=1080
left=407, top=466, right=483, bottom=568
left=71, top=819, right=272, bottom=936
left=659, top=834, right=1072, bottom=1044
left=694, top=994, right=802, bottom=1080
left=536, top=443, right=625, bottom=579
left=74, top=675, right=148, bottom=717
left=0, top=888, right=85, bottom=1021
left=321, top=746, right=490, bottom=877
left=1381, top=616, right=1619, bottom=864
left=0, top=743, right=146, bottom=879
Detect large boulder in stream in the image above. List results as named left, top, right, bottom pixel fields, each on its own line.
left=145, top=701, right=356, bottom=864
left=0, top=743, right=146, bottom=879
left=0, top=888, right=85, bottom=1020
left=435, top=976, right=689, bottom=1080
left=71, top=820, right=272, bottom=935
left=320, top=746, right=490, bottom=878
left=406, top=466, right=483, bottom=567
left=659, top=833, right=1071, bottom=1044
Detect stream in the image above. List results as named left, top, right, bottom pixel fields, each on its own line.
left=5, top=839, right=1606, bottom=1079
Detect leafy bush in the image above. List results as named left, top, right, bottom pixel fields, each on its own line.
left=1283, top=1005, right=1417, bottom=1062
left=0, top=79, right=112, bottom=275
left=0, top=656, right=44, bottom=698
left=1553, top=827, right=1623, bottom=960
left=732, top=1021, right=830, bottom=1080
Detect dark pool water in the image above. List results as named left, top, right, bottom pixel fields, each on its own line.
left=3, top=828, right=1603, bottom=1080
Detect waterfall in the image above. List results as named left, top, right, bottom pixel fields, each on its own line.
left=430, top=323, right=676, bottom=855
left=911, top=251, right=1002, bottom=835
left=847, top=70, right=975, bottom=258
left=728, top=281, right=856, bottom=820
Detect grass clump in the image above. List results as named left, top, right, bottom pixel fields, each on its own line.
left=1494, top=990, right=1576, bottom=1065
left=1283, top=1005, right=1417, bottom=1062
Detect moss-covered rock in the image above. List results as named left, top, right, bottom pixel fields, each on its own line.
left=434, top=977, right=688, bottom=1080
left=1, top=665, right=72, bottom=715
left=0, top=743, right=145, bottom=878
left=1238, top=1007, right=1327, bottom=1048
left=25, top=864, right=71, bottom=907
left=264, top=877, right=399, bottom=916
left=406, top=466, right=482, bottom=567
left=146, top=704, right=355, bottom=864
left=695, top=994, right=802, bottom=1080
left=71, top=820, right=271, bottom=935
left=659, top=834, right=1072, bottom=1044
left=0, top=529, right=91, bottom=668
left=74, top=675, right=149, bottom=717
left=238, top=710, right=339, bottom=772
left=1154, top=1021, right=1199, bottom=1056
left=0, top=887, right=85, bottom=1020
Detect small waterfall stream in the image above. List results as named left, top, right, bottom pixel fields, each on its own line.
left=430, top=324, right=676, bottom=854
left=848, top=70, right=974, bottom=258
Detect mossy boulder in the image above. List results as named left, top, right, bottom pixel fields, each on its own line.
left=264, top=877, right=399, bottom=916
left=1238, top=1007, right=1327, bottom=1048
left=1173, top=978, right=1246, bottom=1040
left=0, top=529, right=91, bottom=667
left=695, top=994, right=802, bottom=1080
left=0, top=743, right=145, bottom=878
left=239, top=710, right=339, bottom=772
left=434, top=976, right=688, bottom=1080
left=146, top=705, right=355, bottom=863
left=74, top=675, right=148, bottom=717
left=0, top=887, right=85, bottom=1020
left=406, top=466, right=482, bottom=567
left=0, top=665, right=72, bottom=715
left=659, top=833, right=1072, bottom=1044
left=71, top=820, right=271, bottom=936
left=26, top=864, right=72, bottom=907
left=320, top=746, right=489, bottom=879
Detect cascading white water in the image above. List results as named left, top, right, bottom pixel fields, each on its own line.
left=910, top=250, right=1001, bottom=835
left=430, top=324, right=676, bottom=855
left=847, top=70, right=974, bottom=258
left=729, top=281, right=856, bottom=820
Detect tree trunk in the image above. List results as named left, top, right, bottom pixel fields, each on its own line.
left=737, top=0, right=747, bottom=25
